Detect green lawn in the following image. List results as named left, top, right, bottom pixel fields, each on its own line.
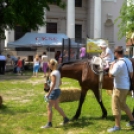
left=0, top=72, right=134, bottom=134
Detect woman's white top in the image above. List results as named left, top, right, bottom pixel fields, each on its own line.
left=50, top=70, right=61, bottom=90
left=33, top=59, right=39, bottom=66
left=42, top=55, right=48, bottom=62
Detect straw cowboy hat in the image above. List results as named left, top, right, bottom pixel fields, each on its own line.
left=98, top=40, right=108, bottom=48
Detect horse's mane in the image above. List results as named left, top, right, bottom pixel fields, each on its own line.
left=58, top=58, right=90, bottom=71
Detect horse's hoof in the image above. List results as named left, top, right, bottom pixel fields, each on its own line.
left=101, top=115, right=107, bottom=119
left=71, top=116, right=78, bottom=121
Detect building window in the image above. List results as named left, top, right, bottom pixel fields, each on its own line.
left=15, top=47, right=36, bottom=51
left=47, top=23, right=57, bottom=33
left=75, top=0, right=82, bottom=7
left=14, top=26, right=30, bottom=40
left=75, top=24, right=82, bottom=39
left=28, top=56, right=33, bottom=62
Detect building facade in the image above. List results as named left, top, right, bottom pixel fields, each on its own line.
left=2, top=0, right=125, bottom=57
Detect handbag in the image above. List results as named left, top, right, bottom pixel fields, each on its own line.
left=122, top=59, right=134, bottom=91
left=130, top=78, right=133, bottom=91
left=44, top=76, right=51, bottom=92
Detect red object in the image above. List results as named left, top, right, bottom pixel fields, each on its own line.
left=17, top=60, right=22, bottom=67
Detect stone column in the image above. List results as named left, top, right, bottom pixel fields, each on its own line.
left=5, top=30, right=9, bottom=47
left=38, top=9, right=47, bottom=33
left=94, top=0, right=101, bottom=38
left=67, top=0, right=75, bottom=38
left=87, top=0, right=90, bottom=38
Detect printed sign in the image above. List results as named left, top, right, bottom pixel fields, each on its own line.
left=86, top=39, right=108, bottom=53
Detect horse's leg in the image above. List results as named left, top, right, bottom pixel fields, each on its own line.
left=132, top=107, right=134, bottom=118
left=92, top=88, right=107, bottom=119
left=72, top=88, right=88, bottom=120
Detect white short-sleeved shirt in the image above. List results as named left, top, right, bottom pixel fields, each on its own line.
left=42, top=55, right=48, bottom=62
left=33, top=59, right=39, bottom=66
left=6, top=57, right=12, bottom=64
left=50, top=70, right=61, bottom=90
left=110, top=58, right=133, bottom=90
left=103, top=47, right=114, bottom=62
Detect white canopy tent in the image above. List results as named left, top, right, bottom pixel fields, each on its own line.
left=7, top=33, right=80, bottom=59
left=7, top=33, right=77, bottom=48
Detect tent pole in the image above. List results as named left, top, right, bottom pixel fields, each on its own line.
left=62, top=38, right=64, bottom=63
left=68, top=38, right=70, bottom=61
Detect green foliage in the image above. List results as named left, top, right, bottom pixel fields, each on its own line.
left=0, top=0, right=65, bottom=38
left=0, top=0, right=15, bottom=39
left=115, top=0, right=134, bottom=39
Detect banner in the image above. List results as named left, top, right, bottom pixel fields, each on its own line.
left=86, top=39, right=108, bottom=53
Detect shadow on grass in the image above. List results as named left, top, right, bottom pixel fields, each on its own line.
left=0, top=104, right=8, bottom=109
left=0, top=74, right=32, bottom=81
left=59, top=115, right=134, bottom=132
left=0, top=104, right=34, bottom=115
left=88, top=114, right=133, bottom=122
left=0, top=70, right=45, bottom=81
left=55, top=116, right=93, bottom=129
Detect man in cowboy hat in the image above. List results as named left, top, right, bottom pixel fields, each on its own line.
left=99, top=40, right=114, bottom=69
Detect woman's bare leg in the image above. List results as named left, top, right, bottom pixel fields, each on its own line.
left=53, top=99, right=66, bottom=118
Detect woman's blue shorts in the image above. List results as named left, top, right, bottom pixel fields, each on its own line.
left=48, top=89, right=61, bottom=100
left=33, top=65, right=39, bottom=72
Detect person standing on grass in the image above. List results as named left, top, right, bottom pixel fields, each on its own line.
left=16, top=57, right=22, bottom=75
left=108, top=46, right=134, bottom=133
left=79, top=45, right=86, bottom=59
left=33, top=55, right=39, bottom=77
left=7, top=54, right=18, bottom=73
left=38, top=55, right=42, bottom=71
left=42, top=57, right=48, bottom=77
left=41, top=59, right=69, bottom=128
left=0, top=54, right=6, bottom=75
left=42, top=52, right=48, bottom=77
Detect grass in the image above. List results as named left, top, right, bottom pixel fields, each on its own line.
left=0, top=72, right=134, bottom=134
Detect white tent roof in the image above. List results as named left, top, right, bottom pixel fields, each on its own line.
left=8, top=33, right=74, bottom=47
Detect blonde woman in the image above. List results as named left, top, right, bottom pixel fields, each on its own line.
left=41, top=59, right=69, bottom=128
left=33, top=55, right=39, bottom=77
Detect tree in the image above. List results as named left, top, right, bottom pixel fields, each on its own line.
left=115, top=0, right=134, bottom=39
left=0, top=0, right=65, bottom=39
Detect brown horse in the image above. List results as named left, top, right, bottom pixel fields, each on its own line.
left=59, top=59, right=134, bottom=120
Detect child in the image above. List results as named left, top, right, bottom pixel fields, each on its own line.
left=99, top=41, right=114, bottom=69
left=17, top=57, right=22, bottom=75
left=33, top=55, right=40, bottom=77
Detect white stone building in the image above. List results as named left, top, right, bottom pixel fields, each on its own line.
left=2, top=0, right=125, bottom=59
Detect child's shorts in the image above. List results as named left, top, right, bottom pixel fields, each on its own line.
left=17, top=67, right=21, bottom=72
